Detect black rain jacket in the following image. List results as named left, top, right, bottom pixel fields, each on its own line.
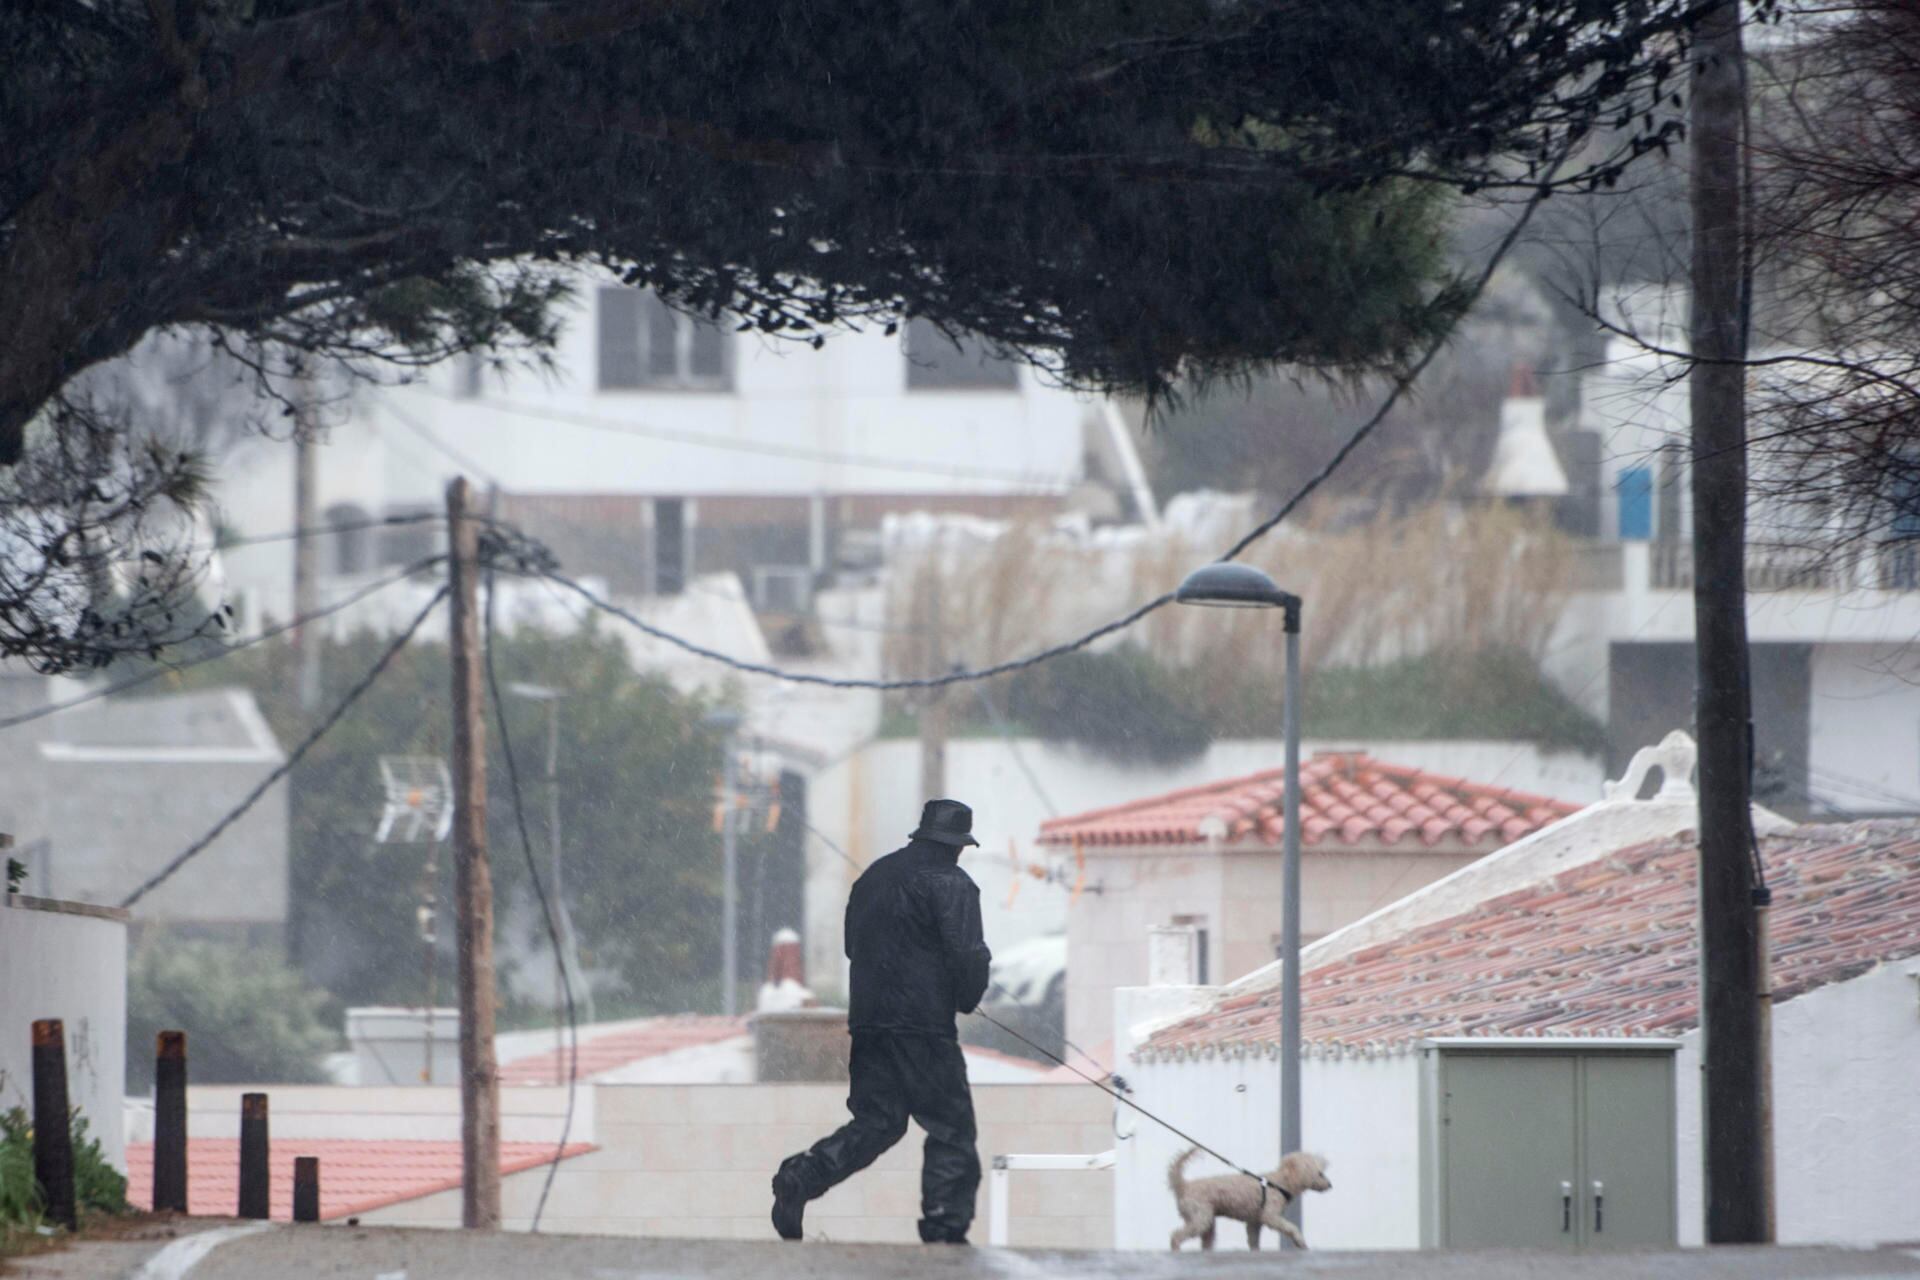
left=845, top=837, right=991, bottom=1038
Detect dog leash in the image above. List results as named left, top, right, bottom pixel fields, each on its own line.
left=968, top=1005, right=1287, bottom=1199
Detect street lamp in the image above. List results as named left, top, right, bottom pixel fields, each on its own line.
left=703, top=708, right=745, bottom=1017
left=507, top=682, right=594, bottom=1051
left=1175, top=561, right=1304, bottom=1238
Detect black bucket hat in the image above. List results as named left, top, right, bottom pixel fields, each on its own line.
left=911, top=798, right=979, bottom=848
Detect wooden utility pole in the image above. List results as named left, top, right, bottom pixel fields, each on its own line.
left=447, top=477, right=501, bottom=1229
left=1689, top=0, right=1771, bottom=1244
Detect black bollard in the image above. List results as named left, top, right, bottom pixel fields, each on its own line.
left=238, top=1093, right=270, bottom=1219
left=31, top=1019, right=77, bottom=1230
left=292, top=1156, right=320, bottom=1223
left=153, top=1031, right=189, bottom=1213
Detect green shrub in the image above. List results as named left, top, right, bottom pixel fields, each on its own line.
left=0, top=1109, right=37, bottom=1229
left=0, top=1104, right=128, bottom=1236
left=127, top=937, right=336, bottom=1091
left=1006, top=648, right=1214, bottom=765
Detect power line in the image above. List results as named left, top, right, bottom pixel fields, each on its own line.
left=119, top=586, right=449, bottom=908
left=535, top=563, right=1175, bottom=691
left=214, top=512, right=444, bottom=550
left=804, top=818, right=862, bottom=872
left=435, top=392, right=1077, bottom=490
left=486, top=175, right=1558, bottom=696
left=0, top=557, right=445, bottom=735
left=970, top=681, right=1060, bottom=817
left=481, top=564, right=579, bottom=1232
left=966, top=1004, right=1283, bottom=1198
left=1216, top=155, right=1565, bottom=563
left=379, top=398, right=506, bottom=486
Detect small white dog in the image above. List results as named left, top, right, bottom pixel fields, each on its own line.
left=1168, top=1147, right=1331, bottom=1251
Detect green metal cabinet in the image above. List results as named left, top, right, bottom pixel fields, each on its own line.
left=1421, top=1040, right=1678, bottom=1250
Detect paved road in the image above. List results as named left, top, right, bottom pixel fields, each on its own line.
left=81, top=1223, right=1920, bottom=1280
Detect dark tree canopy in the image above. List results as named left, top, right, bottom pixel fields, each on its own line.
left=0, top=0, right=1706, bottom=671
left=1, top=0, right=1708, bottom=455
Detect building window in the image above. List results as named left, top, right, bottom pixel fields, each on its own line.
left=325, top=503, right=374, bottom=575
left=1171, top=914, right=1209, bottom=985
left=598, top=288, right=732, bottom=390
left=653, top=498, right=688, bottom=596
left=903, top=318, right=1019, bottom=390
left=379, top=504, right=439, bottom=569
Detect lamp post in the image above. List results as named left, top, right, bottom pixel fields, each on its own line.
left=1174, top=562, right=1304, bottom=1237
left=704, top=709, right=745, bottom=1016
left=508, top=682, right=593, bottom=1046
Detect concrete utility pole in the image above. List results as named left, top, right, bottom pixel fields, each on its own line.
left=447, top=477, right=501, bottom=1229
left=918, top=567, right=947, bottom=802
left=292, top=388, right=321, bottom=713
left=1688, top=0, right=1773, bottom=1243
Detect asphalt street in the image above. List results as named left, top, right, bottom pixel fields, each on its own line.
left=17, top=1221, right=1917, bottom=1280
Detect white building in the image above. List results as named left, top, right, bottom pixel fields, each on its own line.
left=1108, top=734, right=1920, bottom=1251
left=205, top=285, right=1142, bottom=648
left=1560, top=285, right=1920, bottom=818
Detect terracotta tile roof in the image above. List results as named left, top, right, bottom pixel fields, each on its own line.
left=1143, top=821, right=1920, bottom=1055
left=498, top=1015, right=747, bottom=1084
left=1038, top=753, right=1577, bottom=851
left=123, top=1139, right=592, bottom=1221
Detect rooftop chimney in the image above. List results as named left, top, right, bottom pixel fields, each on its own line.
left=1485, top=363, right=1569, bottom=500
left=756, top=927, right=815, bottom=1014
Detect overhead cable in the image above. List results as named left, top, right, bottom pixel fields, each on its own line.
left=482, top=565, right=579, bottom=1232
left=0, top=557, right=445, bottom=735
left=119, top=586, right=449, bottom=908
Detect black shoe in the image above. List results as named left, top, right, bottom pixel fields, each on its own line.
left=918, top=1220, right=971, bottom=1245
left=771, top=1159, right=807, bottom=1241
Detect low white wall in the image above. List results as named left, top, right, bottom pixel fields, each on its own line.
left=0, top=896, right=128, bottom=1172
left=131, top=1083, right=588, bottom=1146
left=1675, top=961, right=1920, bottom=1247
left=1115, top=1048, right=1420, bottom=1251
left=360, top=1081, right=1111, bottom=1246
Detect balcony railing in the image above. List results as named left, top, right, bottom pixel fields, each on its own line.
left=1646, top=538, right=1920, bottom=593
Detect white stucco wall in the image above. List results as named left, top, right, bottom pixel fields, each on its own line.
left=1114, top=1046, right=1421, bottom=1251
left=205, top=282, right=1093, bottom=631
left=357, top=1081, right=1110, bottom=1246
left=1808, top=644, right=1920, bottom=814
left=1674, top=960, right=1920, bottom=1247
left=0, top=897, right=128, bottom=1173
left=1119, top=960, right=1920, bottom=1254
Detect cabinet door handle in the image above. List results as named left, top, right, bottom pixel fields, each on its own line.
left=1560, top=1180, right=1573, bottom=1232
left=1592, top=1180, right=1605, bottom=1233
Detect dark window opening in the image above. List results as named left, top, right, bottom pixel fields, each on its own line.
left=326, top=503, right=373, bottom=575
left=904, top=318, right=1019, bottom=390
left=599, top=288, right=734, bottom=390
left=1172, top=914, right=1209, bottom=984
left=653, top=498, right=687, bottom=596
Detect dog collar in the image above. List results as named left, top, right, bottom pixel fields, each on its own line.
left=1258, top=1178, right=1294, bottom=1206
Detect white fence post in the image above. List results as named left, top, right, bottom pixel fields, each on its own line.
left=985, top=1151, right=1114, bottom=1248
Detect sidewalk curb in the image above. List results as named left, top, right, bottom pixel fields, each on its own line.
left=125, top=1224, right=274, bottom=1280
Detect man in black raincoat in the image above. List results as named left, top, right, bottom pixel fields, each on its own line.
left=771, top=798, right=993, bottom=1244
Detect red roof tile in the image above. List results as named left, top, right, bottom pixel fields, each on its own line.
left=1146, top=820, right=1920, bottom=1053
left=498, top=1015, right=747, bottom=1084
left=123, top=1139, right=592, bottom=1221
left=1038, top=753, right=1577, bottom=851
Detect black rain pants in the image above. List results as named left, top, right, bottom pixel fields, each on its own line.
left=781, top=1030, right=981, bottom=1242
